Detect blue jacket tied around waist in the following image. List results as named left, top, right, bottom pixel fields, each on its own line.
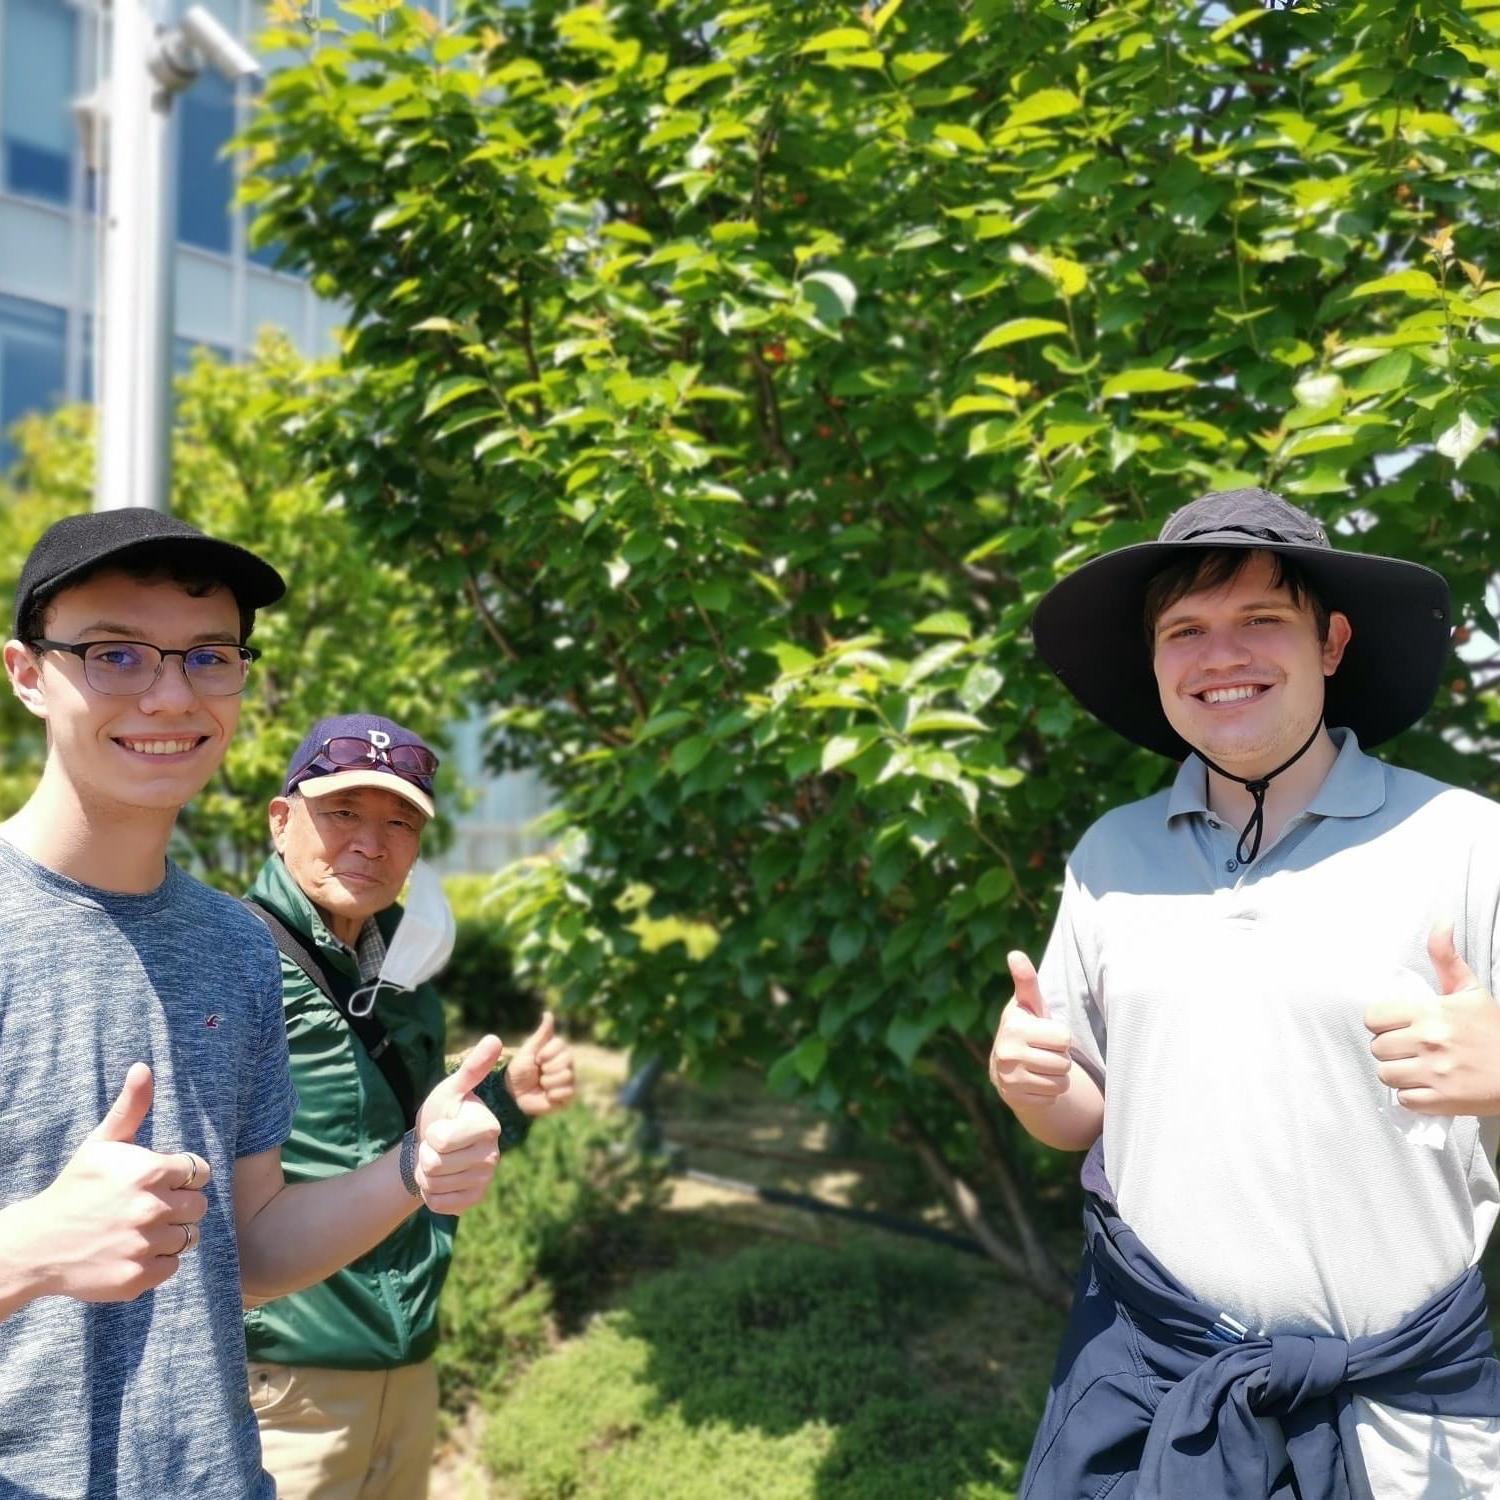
left=1022, top=1145, right=1500, bottom=1499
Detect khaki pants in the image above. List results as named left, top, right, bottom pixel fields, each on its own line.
left=249, top=1358, right=439, bottom=1500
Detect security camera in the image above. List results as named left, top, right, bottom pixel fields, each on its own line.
left=152, top=5, right=260, bottom=91
left=179, top=6, right=260, bottom=81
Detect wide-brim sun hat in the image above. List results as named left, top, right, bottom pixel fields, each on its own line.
left=1031, top=487, right=1452, bottom=760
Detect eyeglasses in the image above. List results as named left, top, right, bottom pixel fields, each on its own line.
left=31, top=638, right=258, bottom=697
left=292, top=735, right=439, bottom=786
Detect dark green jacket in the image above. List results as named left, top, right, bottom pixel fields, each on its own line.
left=242, top=854, right=529, bottom=1370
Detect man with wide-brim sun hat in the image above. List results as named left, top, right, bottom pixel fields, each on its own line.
left=987, top=487, right=1500, bottom=1499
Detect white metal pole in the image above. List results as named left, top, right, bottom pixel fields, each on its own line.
left=95, top=0, right=175, bottom=513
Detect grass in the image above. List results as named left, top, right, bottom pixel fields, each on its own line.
left=479, top=1241, right=1059, bottom=1500
left=433, top=1044, right=1065, bottom=1498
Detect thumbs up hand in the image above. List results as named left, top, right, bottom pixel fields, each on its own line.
left=413, top=1036, right=504, bottom=1214
left=503, top=1012, right=577, bottom=1117
left=989, top=952, right=1075, bottom=1108
left=31, top=1064, right=212, bottom=1303
left=1365, top=923, right=1500, bottom=1116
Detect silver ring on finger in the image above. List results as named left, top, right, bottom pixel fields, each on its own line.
left=179, top=1222, right=194, bottom=1255
left=178, top=1153, right=200, bottom=1191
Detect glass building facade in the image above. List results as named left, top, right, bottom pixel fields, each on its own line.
left=0, top=0, right=547, bottom=871
left=0, top=0, right=351, bottom=465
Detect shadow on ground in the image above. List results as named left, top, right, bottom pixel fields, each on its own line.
left=479, top=1231, right=1062, bottom=1500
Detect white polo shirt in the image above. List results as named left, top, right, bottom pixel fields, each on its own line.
left=1038, top=729, right=1500, bottom=1497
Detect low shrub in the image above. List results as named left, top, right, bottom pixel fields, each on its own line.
left=440, top=875, right=543, bottom=1040
left=481, top=1241, right=1053, bottom=1500
left=435, top=1100, right=669, bottom=1411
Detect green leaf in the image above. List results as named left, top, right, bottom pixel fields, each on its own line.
left=421, top=377, right=486, bottom=419
left=799, top=692, right=871, bottom=710
left=913, top=610, right=972, bottom=638
left=959, top=664, right=1004, bottom=711
left=894, top=226, right=944, bottom=252
left=935, top=124, right=988, bottom=154
left=1000, top=88, right=1081, bottom=132
left=1351, top=271, right=1440, bottom=298
left=976, top=867, right=1013, bottom=905
left=767, top=641, right=817, bottom=675
left=802, top=270, right=858, bottom=324
left=690, top=579, right=732, bottom=613
left=372, top=201, right=421, bottom=232
left=907, top=711, right=987, bottom=734
left=410, top=316, right=460, bottom=333
left=799, top=27, right=872, bottom=53
left=1009, top=246, right=1089, bottom=297
left=1210, top=8, right=1270, bottom=41
left=1436, top=411, right=1489, bottom=467
left=822, top=732, right=874, bottom=772
left=972, top=318, right=1068, bottom=353
left=1351, top=351, right=1413, bottom=394
left=637, top=709, right=694, bottom=743
left=829, top=921, right=867, bottom=965
left=1101, top=369, right=1198, bottom=399
left=789, top=1035, right=829, bottom=1084
left=885, top=1011, right=937, bottom=1068
left=892, top=51, right=947, bottom=81
left=669, top=736, right=713, bottom=775
left=904, top=639, right=968, bottom=687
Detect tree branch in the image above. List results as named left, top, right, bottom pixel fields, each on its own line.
left=748, top=344, right=794, bottom=469
left=900, top=1113, right=1068, bottom=1309
left=464, top=570, right=522, bottom=665
left=932, top=1050, right=1066, bottom=1291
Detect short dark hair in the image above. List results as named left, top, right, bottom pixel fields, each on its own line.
left=1142, top=547, right=1331, bottom=646
left=21, top=547, right=256, bottom=646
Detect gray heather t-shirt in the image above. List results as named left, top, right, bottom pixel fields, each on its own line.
left=0, top=837, right=297, bottom=1499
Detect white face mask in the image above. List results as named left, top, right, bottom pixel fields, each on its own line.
left=347, top=858, right=455, bottom=1017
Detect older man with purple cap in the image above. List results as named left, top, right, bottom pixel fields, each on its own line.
left=241, top=712, right=575, bottom=1500
left=990, top=489, right=1500, bottom=1499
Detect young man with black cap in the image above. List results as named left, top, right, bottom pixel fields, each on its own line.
left=0, top=511, right=509, bottom=1499
left=991, top=489, right=1500, bottom=1498
left=242, top=712, right=576, bottom=1500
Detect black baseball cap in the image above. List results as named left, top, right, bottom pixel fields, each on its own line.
left=1031, top=488, right=1452, bottom=758
left=12, top=507, right=285, bottom=640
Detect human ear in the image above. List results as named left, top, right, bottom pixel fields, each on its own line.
left=268, top=796, right=293, bottom=855
left=1322, top=612, right=1352, bottom=675
left=3, top=639, right=48, bottom=722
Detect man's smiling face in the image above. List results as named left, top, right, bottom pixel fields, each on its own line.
left=22, top=569, right=244, bottom=813
left=1151, top=550, right=1351, bottom=775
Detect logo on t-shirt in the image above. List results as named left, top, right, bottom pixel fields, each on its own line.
left=204, top=1014, right=221, bottom=1029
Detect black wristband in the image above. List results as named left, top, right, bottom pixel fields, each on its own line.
left=398, top=1126, right=421, bottom=1198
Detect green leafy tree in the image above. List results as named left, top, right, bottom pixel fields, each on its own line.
left=243, top=0, right=1500, bottom=1301
left=0, top=336, right=475, bottom=888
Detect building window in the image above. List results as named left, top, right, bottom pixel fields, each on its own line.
left=1, top=0, right=79, bottom=206
left=0, top=293, right=67, bottom=468
left=176, top=71, right=235, bottom=254
left=174, top=336, right=231, bottom=373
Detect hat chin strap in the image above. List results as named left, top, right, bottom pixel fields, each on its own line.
left=1195, top=715, right=1325, bottom=866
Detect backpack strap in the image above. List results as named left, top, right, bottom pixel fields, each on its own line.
left=243, top=896, right=419, bottom=1130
